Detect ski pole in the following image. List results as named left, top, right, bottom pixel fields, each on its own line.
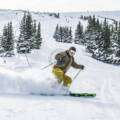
left=2, top=56, right=6, bottom=63
left=41, top=62, right=54, bottom=70
left=73, top=69, right=81, bottom=81
left=24, top=53, right=31, bottom=67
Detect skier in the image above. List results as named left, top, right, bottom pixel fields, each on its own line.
left=52, top=46, right=84, bottom=87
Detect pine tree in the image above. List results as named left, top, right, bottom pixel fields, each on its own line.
left=59, top=27, right=63, bottom=42
left=92, top=15, right=96, bottom=28
left=68, top=27, right=73, bottom=43
left=87, top=15, right=93, bottom=31
left=102, top=18, right=111, bottom=50
left=1, top=25, right=7, bottom=51
left=17, top=12, right=34, bottom=53
left=53, top=25, right=73, bottom=43
left=1, top=22, right=14, bottom=53
left=32, top=20, right=37, bottom=34
left=74, top=21, right=84, bottom=44
left=35, top=22, right=42, bottom=49
left=31, top=20, right=37, bottom=49
left=115, top=22, right=120, bottom=57
left=96, top=18, right=102, bottom=31
left=17, top=12, right=30, bottom=53
left=8, top=22, right=14, bottom=51
left=53, top=24, right=60, bottom=42
left=26, top=12, right=33, bottom=49
left=85, top=16, right=105, bottom=59
left=115, top=21, right=118, bottom=31
left=110, top=28, right=118, bottom=55
left=86, top=18, right=111, bottom=62
left=0, top=35, right=3, bottom=53
left=63, top=27, right=69, bottom=43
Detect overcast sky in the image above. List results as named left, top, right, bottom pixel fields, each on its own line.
left=0, top=0, right=120, bottom=12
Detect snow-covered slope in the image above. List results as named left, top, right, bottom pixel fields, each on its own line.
left=0, top=9, right=120, bottom=120
left=0, top=42, right=120, bottom=120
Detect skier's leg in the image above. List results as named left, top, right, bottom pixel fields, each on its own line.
left=63, top=75, right=72, bottom=87
left=52, top=67, right=64, bottom=83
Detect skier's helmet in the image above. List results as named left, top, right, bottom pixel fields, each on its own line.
left=69, top=46, right=76, bottom=52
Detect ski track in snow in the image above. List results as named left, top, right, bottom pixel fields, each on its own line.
left=0, top=10, right=120, bottom=120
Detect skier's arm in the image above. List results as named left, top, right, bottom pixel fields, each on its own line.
left=72, top=58, right=84, bottom=70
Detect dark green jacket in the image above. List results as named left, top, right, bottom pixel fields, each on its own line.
left=55, top=50, right=83, bottom=73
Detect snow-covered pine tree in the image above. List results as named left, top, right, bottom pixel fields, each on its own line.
left=8, top=22, right=14, bottom=51
left=0, top=35, right=4, bottom=53
left=53, top=24, right=60, bottom=42
left=17, top=12, right=30, bottom=53
left=26, top=12, right=33, bottom=49
left=93, top=19, right=112, bottom=63
left=102, top=18, right=111, bottom=51
left=17, top=12, right=34, bottom=53
left=116, top=22, right=120, bottom=57
left=32, top=20, right=37, bottom=36
left=53, top=25, right=73, bottom=43
left=1, top=25, right=8, bottom=51
left=110, top=26, right=118, bottom=53
left=59, top=26, right=64, bottom=42
left=96, top=18, right=102, bottom=32
left=60, top=26, right=73, bottom=43
left=85, top=16, right=98, bottom=52
left=87, top=15, right=93, bottom=31
left=1, top=22, right=14, bottom=54
left=35, top=22, right=42, bottom=49
left=61, top=27, right=66, bottom=42
left=115, top=21, right=118, bottom=31
left=31, top=20, right=37, bottom=49
left=85, top=16, right=104, bottom=58
left=63, top=27, right=69, bottom=43
left=68, top=27, right=73, bottom=43
left=74, top=21, right=84, bottom=44
left=107, top=22, right=120, bottom=64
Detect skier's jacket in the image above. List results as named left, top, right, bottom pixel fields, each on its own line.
left=54, top=50, right=83, bottom=73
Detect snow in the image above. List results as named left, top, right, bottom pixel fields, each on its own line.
left=1, top=94, right=119, bottom=120
left=0, top=9, right=120, bottom=120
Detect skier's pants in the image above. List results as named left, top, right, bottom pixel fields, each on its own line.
left=52, top=67, right=72, bottom=87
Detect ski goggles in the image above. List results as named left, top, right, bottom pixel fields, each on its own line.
left=69, top=50, right=76, bottom=55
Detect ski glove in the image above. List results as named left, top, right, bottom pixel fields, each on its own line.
left=80, top=65, right=85, bottom=70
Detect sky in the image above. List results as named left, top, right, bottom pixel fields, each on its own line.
left=0, top=0, right=120, bottom=12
